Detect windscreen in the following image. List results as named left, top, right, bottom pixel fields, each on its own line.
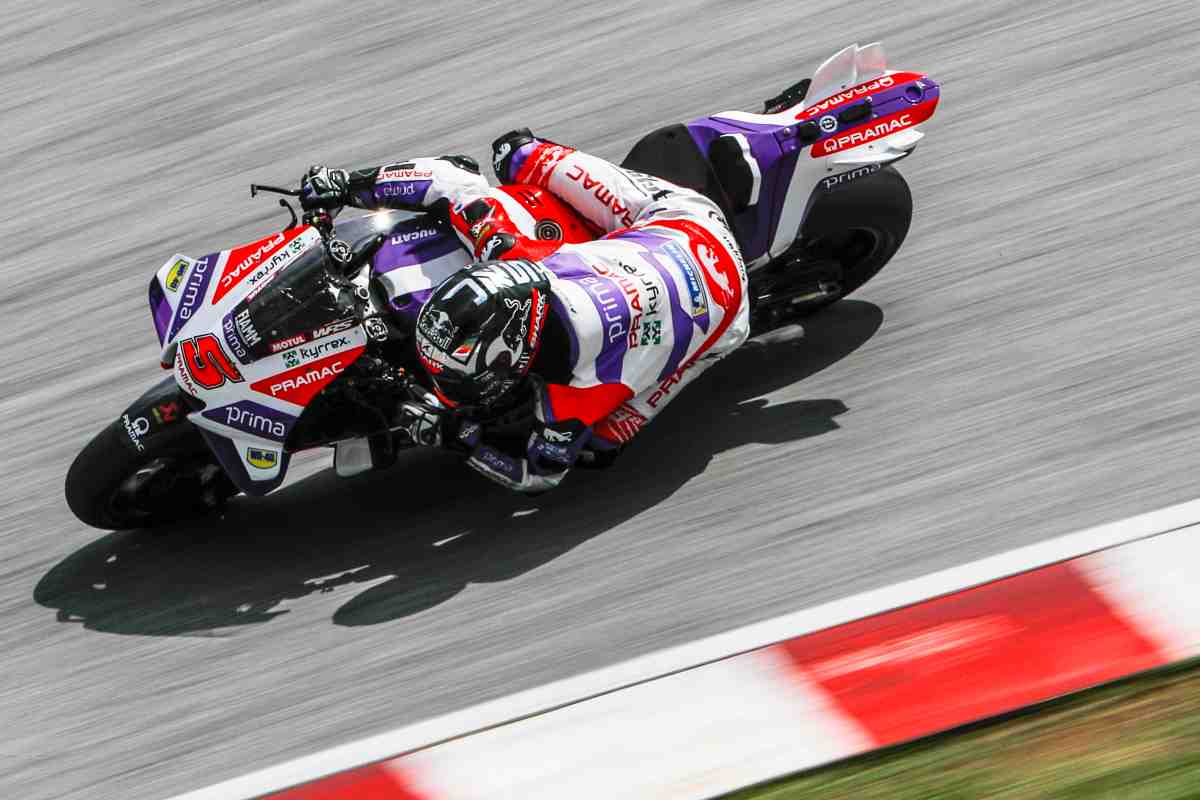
left=223, top=244, right=361, bottom=362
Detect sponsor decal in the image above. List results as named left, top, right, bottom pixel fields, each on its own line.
left=282, top=335, right=353, bottom=369
left=648, top=359, right=690, bottom=408
left=164, top=259, right=190, bottom=292
left=378, top=182, right=426, bottom=200
left=821, top=163, right=882, bottom=191
left=528, top=287, right=547, bottom=349
left=269, top=335, right=305, bottom=353
left=418, top=309, right=458, bottom=351
left=213, top=227, right=314, bottom=305
left=246, top=447, right=278, bottom=470
left=811, top=97, right=938, bottom=158
left=310, top=318, right=356, bottom=340
left=477, top=447, right=521, bottom=481
left=594, top=404, right=648, bottom=445
left=564, top=164, right=635, bottom=227
left=639, top=319, right=663, bottom=346
left=795, top=71, right=922, bottom=120
left=390, top=228, right=440, bottom=246
left=122, top=414, right=149, bottom=452
left=223, top=316, right=248, bottom=362
left=376, top=167, right=434, bottom=182
left=662, top=241, right=709, bottom=321
left=818, top=115, right=838, bottom=134
left=235, top=309, right=260, bottom=346
left=175, top=349, right=199, bottom=397
left=167, top=253, right=217, bottom=341
left=579, top=275, right=627, bottom=345
left=179, top=333, right=244, bottom=390
left=204, top=400, right=292, bottom=440
left=250, top=348, right=364, bottom=406
left=151, top=400, right=181, bottom=426
left=604, top=260, right=662, bottom=349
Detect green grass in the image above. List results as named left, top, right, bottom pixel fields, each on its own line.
left=730, top=660, right=1200, bottom=800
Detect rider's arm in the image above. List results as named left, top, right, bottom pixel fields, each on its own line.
left=302, top=158, right=560, bottom=261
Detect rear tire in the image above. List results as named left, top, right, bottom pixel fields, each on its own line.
left=797, top=165, right=912, bottom=307
left=65, top=420, right=234, bottom=531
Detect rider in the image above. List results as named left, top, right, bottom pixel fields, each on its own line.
left=300, top=130, right=750, bottom=493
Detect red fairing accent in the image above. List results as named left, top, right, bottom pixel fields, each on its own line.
left=513, top=143, right=576, bottom=188
left=795, top=71, right=925, bottom=120
left=250, top=347, right=365, bottom=406
left=212, top=226, right=311, bottom=305
left=811, top=96, right=939, bottom=158
left=545, top=382, right=634, bottom=426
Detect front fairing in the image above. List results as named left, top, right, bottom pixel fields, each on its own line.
left=157, top=224, right=369, bottom=495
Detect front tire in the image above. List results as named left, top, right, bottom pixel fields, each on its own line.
left=65, top=420, right=235, bottom=531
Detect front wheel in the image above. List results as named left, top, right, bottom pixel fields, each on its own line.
left=65, top=419, right=236, bottom=531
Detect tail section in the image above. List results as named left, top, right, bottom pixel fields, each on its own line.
left=803, top=42, right=890, bottom=114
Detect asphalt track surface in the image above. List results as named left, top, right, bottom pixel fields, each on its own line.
left=4, top=1, right=1200, bottom=797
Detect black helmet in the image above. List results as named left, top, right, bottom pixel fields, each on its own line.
left=415, top=260, right=551, bottom=407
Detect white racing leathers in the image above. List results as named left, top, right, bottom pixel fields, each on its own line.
left=460, top=143, right=750, bottom=492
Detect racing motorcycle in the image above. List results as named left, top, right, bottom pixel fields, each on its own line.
left=65, top=43, right=940, bottom=530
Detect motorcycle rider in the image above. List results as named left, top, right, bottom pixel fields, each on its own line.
left=300, top=130, right=749, bottom=493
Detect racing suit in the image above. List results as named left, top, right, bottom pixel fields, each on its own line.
left=330, top=139, right=750, bottom=492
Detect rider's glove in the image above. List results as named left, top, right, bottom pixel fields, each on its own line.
left=299, top=165, right=351, bottom=209
left=396, top=401, right=444, bottom=448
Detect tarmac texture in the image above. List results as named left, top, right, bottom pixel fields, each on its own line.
left=2, top=1, right=1199, bottom=797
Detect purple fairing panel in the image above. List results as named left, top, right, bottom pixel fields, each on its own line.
left=372, top=216, right=469, bottom=328
left=148, top=278, right=173, bottom=345
left=683, top=117, right=800, bottom=264
left=374, top=220, right=462, bottom=273
left=198, top=429, right=290, bottom=497
left=201, top=400, right=297, bottom=442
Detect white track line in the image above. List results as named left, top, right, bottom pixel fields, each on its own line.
left=168, top=498, right=1200, bottom=800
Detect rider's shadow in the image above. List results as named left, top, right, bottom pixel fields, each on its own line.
left=34, top=301, right=882, bottom=636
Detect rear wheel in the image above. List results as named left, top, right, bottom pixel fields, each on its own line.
left=749, top=166, right=912, bottom=332
left=65, top=420, right=236, bottom=531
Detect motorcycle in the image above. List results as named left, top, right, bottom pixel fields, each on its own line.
left=65, top=43, right=940, bottom=530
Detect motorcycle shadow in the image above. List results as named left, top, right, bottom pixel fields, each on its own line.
left=34, top=301, right=883, bottom=636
